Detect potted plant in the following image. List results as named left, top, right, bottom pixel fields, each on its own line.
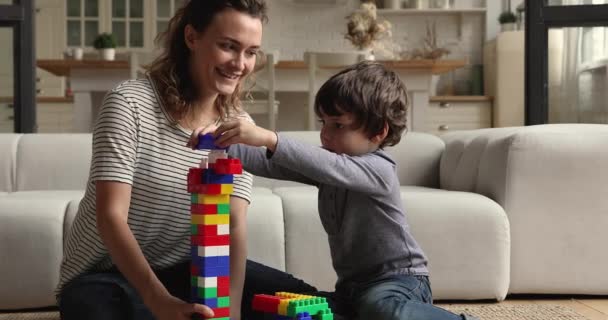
left=93, top=33, right=117, bottom=61
left=498, top=11, right=517, bottom=32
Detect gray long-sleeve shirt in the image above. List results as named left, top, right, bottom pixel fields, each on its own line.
left=228, top=133, right=428, bottom=292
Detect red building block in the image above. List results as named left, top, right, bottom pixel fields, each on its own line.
left=211, top=307, right=230, bottom=318
left=214, top=159, right=243, bottom=175
left=191, top=204, right=219, bottom=214
left=191, top=235, right=230, bottom=246
left=217, top=276, right=230, bottom=289
left=252, top=294, right=282, bottom=313
left=217, top=285, right=230, bottom=297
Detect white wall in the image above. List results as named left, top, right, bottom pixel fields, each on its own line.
left=254, top=0, right=489, bottom=129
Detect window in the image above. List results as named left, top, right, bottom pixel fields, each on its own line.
left=66, top=0, right=100, bottom=47
left=154, top=0, right=185, bottom=40
left=65, top=0, right=188, bottom=50
left=111, top=0, right=144, bottom=48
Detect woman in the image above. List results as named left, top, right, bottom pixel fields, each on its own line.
left=58, top=1, right=267, bottom=319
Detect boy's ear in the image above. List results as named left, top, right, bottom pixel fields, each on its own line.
left=371, top=122, right=389, bottom=144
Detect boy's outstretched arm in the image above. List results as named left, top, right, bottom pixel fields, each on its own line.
left=209, top=120, right=395, bottom=195
left=187, top=121, right=316, bottom=186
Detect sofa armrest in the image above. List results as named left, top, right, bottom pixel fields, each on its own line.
left=440, top=124, right=608, bottom=294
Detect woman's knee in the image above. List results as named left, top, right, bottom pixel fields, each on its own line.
left=59, top=282, right=128, bottom=320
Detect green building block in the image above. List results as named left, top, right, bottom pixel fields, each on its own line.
left=191, top=224, right=198, bottom=235
left=198, top=287, right=217, bottom=298
left=316, top=309, right=334, bottom=320
left=217, top=296, right=230, bottom=307
left=191, top=193, right=198, bottom=203
left=287, top=297, right=329, bottom=317
left=217, top=203, right=230, bottom=214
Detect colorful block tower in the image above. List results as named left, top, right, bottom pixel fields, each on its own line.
left=252, top=292, right=334, bottom=320
left=188, top=134, right=243, bottom=320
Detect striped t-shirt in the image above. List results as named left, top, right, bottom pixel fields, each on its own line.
left=57, top=77, right=253, bottom=296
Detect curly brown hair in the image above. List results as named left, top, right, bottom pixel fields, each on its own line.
left=314, top=61, right=409, bottom=148
left=146, top=0, right=268, bottom=122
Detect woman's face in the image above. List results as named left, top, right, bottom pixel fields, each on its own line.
left=185, top=8, right=262, bottom=98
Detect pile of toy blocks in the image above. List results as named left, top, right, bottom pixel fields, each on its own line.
left=188, top=134, right=242, bottom=320
left=252, top=292, right=334, bottom=320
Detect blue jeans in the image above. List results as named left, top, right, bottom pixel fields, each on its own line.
left=59, top=261, right=191, bottom=320
left=60, top=260, right=475, bottom=320
left=242, top=260, right=473, bottom=320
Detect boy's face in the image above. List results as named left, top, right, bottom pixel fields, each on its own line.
left=318, top=111, right=381, bottom=156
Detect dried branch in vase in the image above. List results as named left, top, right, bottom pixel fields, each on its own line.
left=402, top=20, right=453, bottom=60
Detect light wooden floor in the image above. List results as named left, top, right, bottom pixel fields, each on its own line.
left=436, top=297, right=608, bottom=320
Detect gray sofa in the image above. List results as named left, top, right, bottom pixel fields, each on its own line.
left=2, top=124, right=605, bottom=311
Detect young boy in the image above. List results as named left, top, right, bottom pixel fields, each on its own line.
left=189, top=61, right=477, bottom=320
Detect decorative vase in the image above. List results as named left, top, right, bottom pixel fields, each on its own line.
left=501, top=23, right=516, bottom=32
left=72, top=48, right=83, bottom=60
left=100, top=48, right=116, bottom=61
left=366, top=51, right=375, bottom=61
left=384, top=0, right=401, bottom=9
left=359, top=49, right=375, bottom=61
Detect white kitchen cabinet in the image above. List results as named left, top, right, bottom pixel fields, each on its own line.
left=0, top=102, right=13, bottom=133
left=36, top=102, right=75, bottom=133
left=425, top=96, right=493, bottom=135
left=36, top=0, right=66, bottom=97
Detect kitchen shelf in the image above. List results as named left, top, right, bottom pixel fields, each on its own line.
left=377, top=8, right=486, bottom=15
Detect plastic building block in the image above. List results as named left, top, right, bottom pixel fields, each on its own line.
left=191, top=214, right=230, bottom=225
left=190, top=146, right=242, bottom=320
left=199, top=194, right=230, bottom=205
left=214, top=158, right=243, bottom=174
left=252, top=293, right=334, bottom=320
left=296, top=312, right=312, bottom=320
left=196, top=133, right=226, bottom=150
left=209, top=150, right=228, bottom=164
left=252, top=294, right=282, bottom=313
left=201, top=170, right=234, bottom=184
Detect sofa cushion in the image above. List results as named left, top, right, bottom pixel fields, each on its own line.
left=0, top=134, right=21, bottom=192
left=273, top=186, right=510, bottom=300
left=272, top=186, right=335, bottom=290
left=16, top=134, right=92, bottom=191
left=0, top=191, right=83, bottom=309
left=246, top=190, right=286, bottom=271
left=401, top=186, right=510, bottom=301
left=441, top=124, right=608, bottom=294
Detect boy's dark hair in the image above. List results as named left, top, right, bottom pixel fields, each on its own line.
left=314, top=61, right=409, bottom=148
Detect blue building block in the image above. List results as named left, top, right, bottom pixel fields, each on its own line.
left=193, top=255, right=230, bottom=267
left=295, top=312, right=312, bottom=320
left=192, top=263, right=230, bottom=277
left=204, top=298, right=218, bottom=308
left=201, top=170, right=234, bottom=184
left=196, top=133, right=227, bottom=150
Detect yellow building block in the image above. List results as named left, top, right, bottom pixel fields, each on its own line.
left=192, top=214, right=230, bottom=225
left=220, top=184, right=233, bottom=194
left=199, top=194, right=230, bottom=205
left=275, top=292, right=314, bottom=315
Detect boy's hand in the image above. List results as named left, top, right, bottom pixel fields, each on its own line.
left=186, top=124, right=220, bottom=150
left=187, top=119, right=277, bottom=152
left=214, top=119, right=276, bottom=150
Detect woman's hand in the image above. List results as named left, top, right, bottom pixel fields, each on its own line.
left=186, top=119, right=277, bottom=151
left=147, top=291, right=214, bottom=320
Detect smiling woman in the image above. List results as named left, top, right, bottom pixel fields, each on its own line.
left=56, top=1, right=267, bottom=320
